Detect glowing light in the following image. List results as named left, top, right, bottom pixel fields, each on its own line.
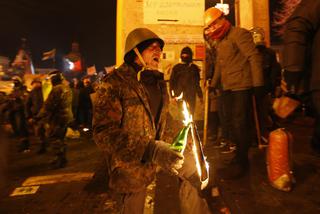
left=169, top=91, right=210, bottom=189
left=83, top=128, right=90, bottom=132
left=65, top=59, right=74, bottom=70
left=171, top=90, right=183, bottom=100
left=182, top=101, right=192, bottom=126
left=190, top=123, right=210, bottom=190
left=179, top=99, right=209, bottom=190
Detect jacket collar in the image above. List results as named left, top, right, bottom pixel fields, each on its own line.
left=115, top=63, right=157, bottom=128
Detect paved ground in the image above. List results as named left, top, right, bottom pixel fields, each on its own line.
left=209, top=116, right=320, bottom=214
left=0, top=115, right=320, bottom=213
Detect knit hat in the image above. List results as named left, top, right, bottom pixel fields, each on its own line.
left=180, top=46, right=193, bottom=63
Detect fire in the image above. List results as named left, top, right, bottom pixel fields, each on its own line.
left=170, top=90, right=210, bottom=189
left=182, top=101, right=193, bottom=126
left=180, top=98, right=209, bottom=190
left=190, top=123, right=210, bottom=190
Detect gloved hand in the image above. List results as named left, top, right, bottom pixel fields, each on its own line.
left=152, top=140, right=184, bottom=175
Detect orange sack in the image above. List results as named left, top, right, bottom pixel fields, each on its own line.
left=267, top=128, right=294, bottom=191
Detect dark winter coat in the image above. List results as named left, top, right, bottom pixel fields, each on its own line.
left=6, top=86, right=28, bottom=113
left=78, top=85, right=94, bottom=110
left=209, top=26, right=264, bottom=90
left=26, top=87, right=43, bottom=119
left=170, top=63, right=203, bottom=99
left=257, top=46, right=282, bottom=95
left=282, top=0, right=320, bottom=91
left=92, top=63, right=169, bottom=193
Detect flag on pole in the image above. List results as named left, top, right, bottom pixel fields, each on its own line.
left=42, top=49, right=56, bottom=61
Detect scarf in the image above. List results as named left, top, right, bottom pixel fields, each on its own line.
left=209, top=19, right=231, bottom=40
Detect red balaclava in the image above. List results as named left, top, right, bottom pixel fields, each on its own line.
left=209, top=19, right=231, bottom=40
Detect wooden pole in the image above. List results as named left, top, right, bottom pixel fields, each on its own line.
left=252, top=95, right=267, bottom=149
left=203, top=79, right=210, bottom=146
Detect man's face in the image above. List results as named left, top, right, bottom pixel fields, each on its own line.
left=204, top=17, right=224, bottom=38
left=139, top=41, right=162, bottom=70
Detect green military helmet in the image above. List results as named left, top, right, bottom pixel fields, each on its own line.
left=124, top=28, right=164, bottom=63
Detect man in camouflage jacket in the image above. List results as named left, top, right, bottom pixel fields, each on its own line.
left=36, top=70, right=73, bottom=168
left=93, top=28, right=211, bottom=214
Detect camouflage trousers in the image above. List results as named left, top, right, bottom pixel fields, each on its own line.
left=46, top=124, right=68, bottom=157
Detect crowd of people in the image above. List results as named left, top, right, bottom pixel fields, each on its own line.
left=0, top=1, right=319, bottom=213
left=0, top=68, right=97, bottom=168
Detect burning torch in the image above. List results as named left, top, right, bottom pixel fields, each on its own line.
left=170, top=100, right=209, bottom=190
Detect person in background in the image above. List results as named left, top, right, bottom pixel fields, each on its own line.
left=26, top=78, right=46, bottom=154
left=3, top=76, right=30, bottom=152
left=205, top=36, right=234, bottom=151
left=35, top=70, right=73, bottom=169
left=170, top=46, right=203, bottom=116
left=204, top=7, right=264, bottom=179
left=78, top=75, right=94, bottom=130
left=250, top=27, right=282, bottom=141
left=281, top=0, right=320, bottom=155
left=69, top=78, right=80, bottom=130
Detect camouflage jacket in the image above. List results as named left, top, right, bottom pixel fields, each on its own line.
left=37, top=83, right=73, bottom=125
left=93, top=63, right=169, bottom=193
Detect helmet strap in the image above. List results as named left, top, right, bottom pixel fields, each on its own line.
left=133, top=47, right=149, bottom=81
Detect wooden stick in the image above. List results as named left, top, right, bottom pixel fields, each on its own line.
left=252, top=95, right=267, bottom=149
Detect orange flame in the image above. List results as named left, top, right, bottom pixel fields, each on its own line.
left=178, top=98, right=209, bottom=190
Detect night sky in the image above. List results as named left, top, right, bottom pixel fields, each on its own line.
left=0, top=0, right=116, bottom=71
left=0, top=0, right=281, bottom=71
